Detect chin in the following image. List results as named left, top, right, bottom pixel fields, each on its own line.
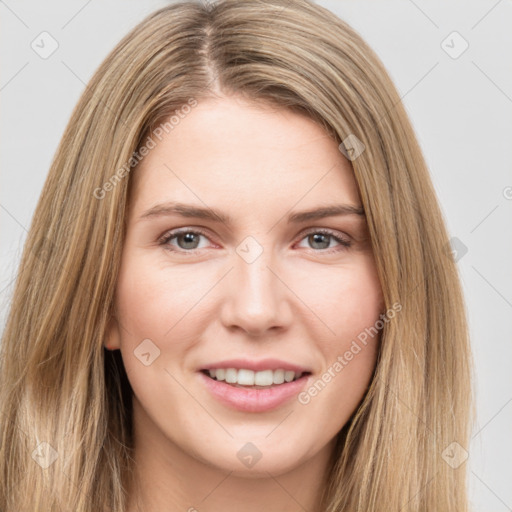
left=193, top=434, right=320, bottom=477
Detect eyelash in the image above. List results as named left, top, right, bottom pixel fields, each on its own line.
left=157, top=227, right=352, bottom=255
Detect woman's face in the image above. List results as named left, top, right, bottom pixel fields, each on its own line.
left=108, top=95, right=384, bottom=476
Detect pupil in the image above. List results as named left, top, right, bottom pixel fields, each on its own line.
left=179, top=233, right=199, bottom=249
left=310, top=233, right=329, bottom=249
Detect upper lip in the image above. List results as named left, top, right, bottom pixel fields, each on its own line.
left=200, top=358, right=311, bottom=374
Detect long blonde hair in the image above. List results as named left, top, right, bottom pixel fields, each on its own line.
left=0, top=1, right=473, bottom=510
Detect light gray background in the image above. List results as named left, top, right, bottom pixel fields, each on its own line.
left=1, top=1, right=511, bottom=510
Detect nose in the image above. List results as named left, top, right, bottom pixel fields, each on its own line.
left=219, top=246, right=293, bottom=337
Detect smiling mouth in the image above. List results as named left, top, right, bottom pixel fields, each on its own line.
left=201, top=368, right=310, bottom=389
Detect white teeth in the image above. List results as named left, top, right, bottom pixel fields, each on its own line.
left=254, top=369, right=273, bottom=386
left=225, top=368, right=237, bottom=383
left=206, top=368, right=304, bottom=386
left=237, top=369, right=255, bottom=386
left=273, top=369, right=285, bottom=385
left=284, top=370, right=295, bottom=383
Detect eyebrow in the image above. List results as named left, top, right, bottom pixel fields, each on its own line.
left=137, top=201, right=365, bottom=225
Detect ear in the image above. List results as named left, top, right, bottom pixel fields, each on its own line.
left=104, top=312, right=121, bottom=350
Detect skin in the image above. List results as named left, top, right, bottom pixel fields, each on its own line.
left=106, top=94, right=385, bottom=512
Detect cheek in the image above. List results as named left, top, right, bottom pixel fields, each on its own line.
left=303, top=256, right=382, bottom=402
left=301, top=255, right=383, bottom=352
left=114, top=253, right=208, bottom=340
left=297, top=264, right=382, bottom=428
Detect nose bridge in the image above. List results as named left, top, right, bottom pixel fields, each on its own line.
left=220, top=235, right=290, bottom=334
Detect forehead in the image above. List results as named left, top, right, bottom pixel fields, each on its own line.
left=129, top=95, right=361, bottom=218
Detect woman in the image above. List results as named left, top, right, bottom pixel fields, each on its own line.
left=0, top=1, right=473, bottom=510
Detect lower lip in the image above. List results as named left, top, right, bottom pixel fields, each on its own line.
left=199, top=372, right=310, bottom=413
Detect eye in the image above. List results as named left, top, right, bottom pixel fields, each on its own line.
left=295, top=229, right=352, bottom=253
left=158, top=228, right=212, bottom=253
left=158, top=227, right=352, bottom=255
